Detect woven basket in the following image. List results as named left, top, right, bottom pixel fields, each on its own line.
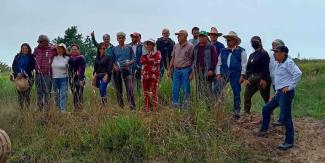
left=0, top=129, right=11, bottom=163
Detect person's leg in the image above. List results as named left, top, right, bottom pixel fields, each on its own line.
left=17, top=90, right=24, bottom=109
left=259, top=80, right=271, bottom=104
left=279, top=90, right=295, bottom=145
left=44, top=75, right=52, bottom=111
left=99, top=75, right=108, bottom=104
left=181, top=67, right=191, bottom=110
left=172, top=69, right=182, bottom=108
left=60, top=77, right=69, bottom=112
left=123, top=71, right=136, bottom=110
left=151, top=78, right=159, bottom=112
left=143, top=79, right=150, bottom=112
left=53, top=78, right=60, bottom=110
left=261, top=93, right=280, bottom=131
left=229, top=73, right=241, bottom=116
left=160, top=62, right=165, bottom=78
left=113, top=71, right=124, bottom=108
left=36, top=74, right=44, bottom=110
left=244, top=78, right=258, bottom=114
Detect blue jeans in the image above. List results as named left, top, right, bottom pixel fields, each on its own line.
left=261, top=90, right=295, bottom=144
left=96, top=74, right=109, bottom=99
left=53, top=77, right=68, bottom=112
left=172, top=67, right=191, bottom=109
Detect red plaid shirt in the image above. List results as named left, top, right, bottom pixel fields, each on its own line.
left=140, top=51, right=161, bottom=80
left=34, top=45, right=56, bottom=75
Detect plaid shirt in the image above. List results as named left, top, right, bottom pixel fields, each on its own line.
left=34, top=45, right=56, bottom=75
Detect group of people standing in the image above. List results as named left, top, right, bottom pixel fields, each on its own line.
left=11, top=26, right=302, bottom=150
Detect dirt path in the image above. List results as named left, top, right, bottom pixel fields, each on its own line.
left=231, top=114, right=325, bottom=162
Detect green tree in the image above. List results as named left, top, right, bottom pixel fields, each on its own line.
left=0, top=61, right=11, bottom=72
left=52, top=26, right=96, bottom=65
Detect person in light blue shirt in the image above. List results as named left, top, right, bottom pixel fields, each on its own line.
left=255, top=45, right=302, bottom=150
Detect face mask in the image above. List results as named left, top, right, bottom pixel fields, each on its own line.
left=251, top=42, right=260, bottom=50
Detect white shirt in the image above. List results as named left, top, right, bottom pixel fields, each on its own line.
left=274, top=58, right=302, bottom=91
left=215, top=48, right=247, bottom=74
left=51, top=55, right=69, bottom=78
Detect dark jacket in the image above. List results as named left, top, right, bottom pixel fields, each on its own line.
left=156, top=37, right=175, bottom=68
left=245, top=49, right=270, bottom=80
left=12, top=53, right=35, bottom=78
left=93, top=54, right=113, bottom=82
left=68, top=55, right=86, bottom=82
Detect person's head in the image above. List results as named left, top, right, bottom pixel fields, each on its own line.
left=251, top=36, right=263, bottom=50
left=209, top=27, right=223, bottom=43
left=97, top=42, right=106, bottom=58
left=37, top=34, right=49, bottom=48
left=102, top=34, right=110, bottom=46
left=20, top=43, right=32, bottom=55
left=175, top=30, right=188, bottom=44
left=162, top=28, right=170, bottom=39
left=272, top=39, right=285, bottom=49
left=130, top=32, right=141, bottom=44
left=70, top=44, right=80, bottom=56
left=272, top=45, right=289, bottom=63
left=56, top=43, right=67, bottom=56
left=223, top=31, right=241, bottom=48
left=144, top=38, right=156, bottom=52
left=198, top=31, right=209, bottom=45
left=191, top=27, right=200, bottom=39
left=116, top=32, right=126, bottom=46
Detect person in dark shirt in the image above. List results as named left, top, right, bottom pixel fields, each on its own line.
left=156, top=28, right=175, bottom=78
left=68, top=44, right=86, bottom=111
left=93, top=43, right=113, bottom=105
left=243, top=36, right=271, bottom=114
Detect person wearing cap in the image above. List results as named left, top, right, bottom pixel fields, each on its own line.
left=51, top=43, right=69, bottom=112
left=215, top=31, right=247, bottom=119
left=256, top=45, right=302, bottom=150
left=34, top=34, right=57, bottom=111
left=68, top=44, right=86, bottom=111
left=189, top=27, right=200, bottom=46
left=129, top=32, right=143, bottom=90
left=156, top=28, right=175, bottom=78
left=209, top=27, right=225, bottom=55
left=12, top=43, right=35, bottom=109
left=91, top=31, right=114, bottom=55
left=140, top=38, right=161, bottom=112
left=193, top=30, right=218, bottom=107
left=112, top=32, right=136, bottom=111
left=169, top=29, right=194, bottom=110
left=243, top=36, right=271, bottom=114
left=93, top=43, right=113, bottom=106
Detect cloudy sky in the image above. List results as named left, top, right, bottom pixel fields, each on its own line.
left=1, top=0, right=324, bottom=65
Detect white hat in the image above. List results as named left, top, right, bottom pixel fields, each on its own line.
left=57, top=43, right=67, bottom=49
left=144, top=38, right=156, bottom=45
left=223, top=31, right=241, bottom=45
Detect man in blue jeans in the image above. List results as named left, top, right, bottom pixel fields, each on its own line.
left=168, top=30, right=194, bottom=110
left=255, top=45, right=302, bottom=150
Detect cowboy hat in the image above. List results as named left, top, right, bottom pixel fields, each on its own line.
left=208, top=27, right=223, bottom=37
left=223, top=31, right=241, bottom=45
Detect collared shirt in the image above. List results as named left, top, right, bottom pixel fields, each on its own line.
left=274, top=58, right=302, bottom=90
left=112, top=45, right=135, bottom=69
left=171, top=41, right=194, bottom=68
left=215, top=47, right=247, bottom=74
left=34, top=45, right=56, bottom=75
left=189, top=38, right=199, bottom=46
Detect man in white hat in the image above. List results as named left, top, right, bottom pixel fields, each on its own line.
left=209, top=27, right=225, bottom=55
left=215, top=31, right=247, bottom=119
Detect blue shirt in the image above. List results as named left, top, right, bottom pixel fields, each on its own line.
left=17, top=55, right=28, bottom=73
left=274, top=58, right=302, bottom=91
left=112, top=45, right=135, bottom=69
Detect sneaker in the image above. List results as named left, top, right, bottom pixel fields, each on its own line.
left=278, top=143, right=294, bottom=150
left=253, top=128, right=267, bottom=137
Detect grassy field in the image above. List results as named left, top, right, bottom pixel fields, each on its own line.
left=0, top=59, right=324, bottom=162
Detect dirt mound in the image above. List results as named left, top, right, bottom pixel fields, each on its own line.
left=231, top=114, right=325, bottom=162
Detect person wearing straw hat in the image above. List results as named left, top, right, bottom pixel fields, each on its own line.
left=34, top=34, right=57, bottom=111
left=169, top=29, right=194, bottom=110
left=255, top=45, right=302, bottom=150
left=215, top=31, right=247, bottom=119
left=140, top=38, right=161, bottom=112
left=193, top=30, right=218, bottom=108
left=209, top=27, right=225, bottom=55
left=52, top=43, right=69, bottom=112
left=12, top=43, right=35, bottom=109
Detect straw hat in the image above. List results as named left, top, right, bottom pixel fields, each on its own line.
left=209, top=27, right=223, bottom=37
left=223, top=31, right=241, bottom=45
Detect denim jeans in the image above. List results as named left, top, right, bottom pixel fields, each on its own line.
left=36, top=74, right=52, bottom=111
left=261, top=90, right=295, bottom=144
left=172, top=67, right=191, bottom=109
left=53, top=77, right=68, bottom=112
left=96, top=73, right=109, bottom=103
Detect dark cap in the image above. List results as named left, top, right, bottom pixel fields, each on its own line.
left=272, top=45, right=289, bottom=53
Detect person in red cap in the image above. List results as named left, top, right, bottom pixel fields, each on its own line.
left=140, top=38, right=161, bottom=112
left=129, top=32, right=143, bottom=90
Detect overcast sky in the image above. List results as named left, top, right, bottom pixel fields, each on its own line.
left=1, top=0, right=324, bottom=65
